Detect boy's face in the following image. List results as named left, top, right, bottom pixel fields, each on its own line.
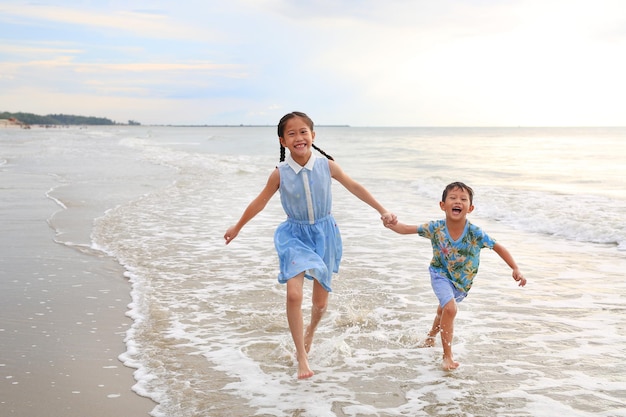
left=440, top=186, right=474, bottom=221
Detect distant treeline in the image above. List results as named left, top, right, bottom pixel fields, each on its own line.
left=0, top=112, right=139, bottom=126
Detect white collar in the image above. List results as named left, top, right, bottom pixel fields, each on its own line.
left=286, top=153, right=316, bottom=174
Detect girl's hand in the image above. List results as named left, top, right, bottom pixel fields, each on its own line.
left=381, top=212, right=397, bottom=227
left=512, top=269, right=526, bottom=287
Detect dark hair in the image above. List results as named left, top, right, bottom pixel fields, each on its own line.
left=277, top=111, right=334, bottom=162
left=442, top=182, right=474, bottom=205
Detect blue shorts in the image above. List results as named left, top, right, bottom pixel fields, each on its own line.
left=429, top=268, right=467, bottom=307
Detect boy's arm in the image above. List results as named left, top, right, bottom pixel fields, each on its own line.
left=386, top=221, right=418, bottom=235
left=493, top=242, right=526, bottom=286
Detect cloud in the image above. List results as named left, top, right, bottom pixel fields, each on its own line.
left=0, top=3, right=215, bottom=40
left=0, top=55, right=248, bottom=103
left=0, top=0, right=625, bottom=126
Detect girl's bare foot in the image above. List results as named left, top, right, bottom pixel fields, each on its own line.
left=297, top=356, right=314, bottom=379
left=442, top=355, right=460, bottom=371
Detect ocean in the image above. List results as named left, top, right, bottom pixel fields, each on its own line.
left=2, top=125, right=625, bottom=416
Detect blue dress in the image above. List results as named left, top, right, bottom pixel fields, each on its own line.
left=274, top=154, right=342, bottom=292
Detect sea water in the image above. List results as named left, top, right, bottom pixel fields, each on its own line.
left=18, top=126, right=626, bottom=416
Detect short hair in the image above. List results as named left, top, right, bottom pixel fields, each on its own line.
left=442, top=182, right=474, bottom=205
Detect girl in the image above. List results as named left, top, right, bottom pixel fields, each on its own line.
left=224, top=111, right=396, bottom=379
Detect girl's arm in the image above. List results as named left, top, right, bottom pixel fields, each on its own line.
left=224, top=168, right=280, bottom=244
left=328, top=160, right=396, bottom=224
left=493, top=242, right=526, bottom=286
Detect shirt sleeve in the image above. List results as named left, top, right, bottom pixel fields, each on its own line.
left=417, top=221, right=434, bottom=239
left=475, top=225, right=496, bottom=249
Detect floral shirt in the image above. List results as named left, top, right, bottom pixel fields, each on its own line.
left=418, top=219, right=496, bottom=292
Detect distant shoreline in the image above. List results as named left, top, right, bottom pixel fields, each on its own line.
left=155, top=124, right=351, bottom=128
left=0, top=122, right=352, bottom=129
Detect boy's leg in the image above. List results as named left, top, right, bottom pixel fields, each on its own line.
left=421, top=305, right=443, bottom=347
left=440, top=299, right=460, bottom=370
left=286, top=272, right=314, bottom=379
left=304, top=279, right=329, bottom=353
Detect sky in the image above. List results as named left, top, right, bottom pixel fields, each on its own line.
left=0, top=0, right=625, bottom=126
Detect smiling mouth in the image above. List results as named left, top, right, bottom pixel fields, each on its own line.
left=452, top=207, right=462, bottom=214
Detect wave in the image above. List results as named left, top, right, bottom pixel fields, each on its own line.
left=480, top=188, right=626, bottom=250
left=410, top=179, right=626, bottom=251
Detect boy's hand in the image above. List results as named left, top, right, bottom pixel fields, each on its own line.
left=512, top=269, right=526, bottom=287
left=384, top=220, right=404, bottom=234
left=224, top=226, right=239, bottom=245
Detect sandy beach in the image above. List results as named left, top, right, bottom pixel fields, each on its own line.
left=0, top=127, right=161, bottom=416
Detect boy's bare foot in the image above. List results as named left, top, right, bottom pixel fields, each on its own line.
left=297, top=356, right=314, bottom=379
left=419, top=336, right=436, bottom=348
left=304, top=325, right=314, bottom=353
left=442, top=355, right=460, bottom=371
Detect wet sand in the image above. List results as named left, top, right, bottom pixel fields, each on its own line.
left=0, top=140, right=157, bottom=416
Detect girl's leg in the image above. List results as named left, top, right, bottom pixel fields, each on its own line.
left=285, top=272, right=314, bottom=379
left=304, top=279, right=329, bottom=353
left=440, top=299, right=459, bottom=370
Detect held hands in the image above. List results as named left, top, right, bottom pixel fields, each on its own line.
left=381, top=212, right=397, bottom=227
left=512, top=268, right=527, bottom=287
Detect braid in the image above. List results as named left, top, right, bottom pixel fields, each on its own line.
left=312, top=144, right=334, bottom=161
left=280, top=144, right=286, bottom=162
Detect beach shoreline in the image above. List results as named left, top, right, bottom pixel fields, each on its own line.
left=0, top=128, right=159, bottom=416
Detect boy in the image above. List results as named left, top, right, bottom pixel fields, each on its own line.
left=385, top=182, right=526, bottom=370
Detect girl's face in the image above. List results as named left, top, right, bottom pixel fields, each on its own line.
left=279, top=116, right=315, bottom=162
left=439, top=186, right=474, bottom=221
